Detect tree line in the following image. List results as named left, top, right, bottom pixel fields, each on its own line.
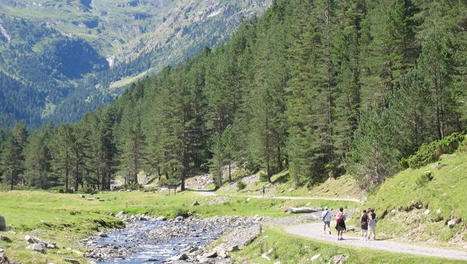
left=0, top=0, right=465, bottom=191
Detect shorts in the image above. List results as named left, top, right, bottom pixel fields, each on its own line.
left=335, top=221, right=346, bottom=231
left=361, top=222, right=368, bottom=230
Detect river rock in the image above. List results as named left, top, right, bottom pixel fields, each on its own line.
left=0, top=215, right=6, bottom=231
left=0, top=252, right=10, bottom=264
left=203, top=250, right=217, bottom=258
left=115, top=211, right=126, bottom=219
left=156, top=216, right=167, bottom=221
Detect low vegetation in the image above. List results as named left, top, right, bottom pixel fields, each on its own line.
left=0, top=190, right=355, bottom=263
left=364, top=142, right=467, bottom=244
left=233, top=227, right=464, bottom=264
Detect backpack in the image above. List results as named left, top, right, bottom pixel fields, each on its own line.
left=336, top=212, right=344, bottom=223
left=322, top=211, right=329, bottom=221
left=369, top=213, right=377, bottom=226
left=361, top=213, right=368, bottom=223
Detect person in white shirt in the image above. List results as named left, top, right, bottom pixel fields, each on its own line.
left=321, top=207, right=331, bottom=235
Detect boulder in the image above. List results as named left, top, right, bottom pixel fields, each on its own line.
left=332, top=254, right=349, bottom=264
left=0, top=236, right=11, bottom=243
left=203, top=251, right=218, bottom=258
left=64, top=258, right=80, bottom=264
left=0, top=215, right=6, bottom=231
left=27, top=243, right=46, bottom=253
left=0, top=252, right=10, bottom=264
left=310, top=253, right=321, bottom=261
left=448, top=218, right=461, bottom=228
left=24, top=235, right=56, bottom=249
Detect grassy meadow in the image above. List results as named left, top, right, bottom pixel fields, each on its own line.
left=0, top=190, right=356, bottom=263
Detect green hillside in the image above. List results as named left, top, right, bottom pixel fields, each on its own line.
left=1, top=0, right=465, bottom=194
left=364, top=138, right=467, bottom=243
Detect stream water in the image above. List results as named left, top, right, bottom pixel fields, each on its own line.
left=92, top=219, right=234, bottom=263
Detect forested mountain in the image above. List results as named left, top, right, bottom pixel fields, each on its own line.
left=0, top=0, right=465, bottom=192
left=0, top=0, right=271, bottom=127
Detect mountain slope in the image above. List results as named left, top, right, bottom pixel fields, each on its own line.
left=0, top=0, right=271, bottom=127
left=364, top=138, right=466, bottom=244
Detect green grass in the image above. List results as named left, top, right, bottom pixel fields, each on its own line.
left=218, top=169, right=362, bottom=200
left=0, top=190, right=356, bottom=263
left=233, top=227, right=465, bottom=264
left=364, top=150, right=467, bottom=243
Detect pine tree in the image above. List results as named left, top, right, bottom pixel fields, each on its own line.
left=24, top=125, right=53, bottom=188
left=347, top=107, right=399, bottom=187
left=51, top=124, right=74, bottom=191
left=120, top=109, right=146, bottom=185
left=0, top=136, right=23, bottom=190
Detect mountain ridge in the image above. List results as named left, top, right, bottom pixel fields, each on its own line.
left=0, top=0, right=272, bottom=127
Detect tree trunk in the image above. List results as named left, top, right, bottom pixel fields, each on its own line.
left=228, top=162, right=232, bottom=182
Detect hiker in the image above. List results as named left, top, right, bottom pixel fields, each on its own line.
left=368, top=209, right=377, bottom=240
left=335, top=207, right=346, bottom=240
left=360, top=210, right=369, bottom=240
left=261, top=185, right=265, bottom=197
left=321, top=207, right=331, bottom=235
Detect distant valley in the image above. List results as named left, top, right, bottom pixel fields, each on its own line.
left=0, top=0, right=271, bottom=127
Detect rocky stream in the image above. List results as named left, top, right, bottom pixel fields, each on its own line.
left=84, top=213, right=264, bottom=264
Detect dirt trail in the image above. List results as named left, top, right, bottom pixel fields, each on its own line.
left=195, top=192, right=360, bottom=203
left=285, top=223, right=467, bottom=261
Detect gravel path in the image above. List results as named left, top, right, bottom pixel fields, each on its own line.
left=285, top=223, right=467, bottom=261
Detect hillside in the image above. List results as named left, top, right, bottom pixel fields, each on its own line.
left=0, top=0, right=271, bottom=127
left=364, top=139, right=467, bottom=245
left=0, top=0, right=465, bottom=194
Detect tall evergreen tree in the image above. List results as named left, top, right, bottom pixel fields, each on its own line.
left=0, top=135, right=23, bottom=190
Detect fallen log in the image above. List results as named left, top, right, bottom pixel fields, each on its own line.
left=285, top=207, right=322, bottom=214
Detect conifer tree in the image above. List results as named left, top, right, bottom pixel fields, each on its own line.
left=0, top=135, right=23, bottom=190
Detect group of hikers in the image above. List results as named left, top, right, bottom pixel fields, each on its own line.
left=321, top=207, right=377, bottom=241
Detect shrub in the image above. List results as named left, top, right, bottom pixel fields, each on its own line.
left=259, top=171, right=268, bottom=182
left=122, top=183, right=143, bottom=190
left=404, top=133, right=464, bottom=168
left=237, top=180, right=246, bottom=190
left=174, top=208, right=190, bottom=218
left=416, top=171, right=433, bottom=187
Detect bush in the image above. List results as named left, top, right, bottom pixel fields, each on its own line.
left=416, top=171, right=433, bottom=186
left=174, top=208, right=190, bottom=218
left=231, top=169, right=250, bottom=180
left=259, top=171, right=268, bottom=182
left=404, top=133, right=464, bottom=168
left=122, top=183, right=143, bottom=190
left=237, top=180, right=246, bottom=190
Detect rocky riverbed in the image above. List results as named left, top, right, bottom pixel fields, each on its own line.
left=84, top=213, right=263, bottom=263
